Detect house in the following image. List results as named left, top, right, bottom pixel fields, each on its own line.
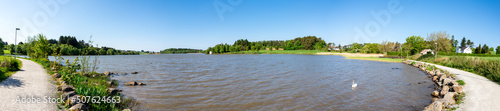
left=456, top=46, right=472, bottom=54
left=420, top=49, right=434, bottom=55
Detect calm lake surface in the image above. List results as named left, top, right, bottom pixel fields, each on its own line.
left=51, top=54, right=433, bottom=110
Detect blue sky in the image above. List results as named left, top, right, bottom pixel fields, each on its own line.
left=0, top=0, right=499, bottom=51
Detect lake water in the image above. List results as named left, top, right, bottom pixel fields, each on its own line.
left=51, top=54, right=433, bottom=110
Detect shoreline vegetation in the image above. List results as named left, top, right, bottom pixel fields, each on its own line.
left=7, top=34, right=137, bottom=110
left=404, top=61, right=465, bottom=111
left=0, top=56, right=22, bottom=82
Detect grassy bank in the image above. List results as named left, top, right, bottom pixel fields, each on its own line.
left=0, top=56, right=22, bottom=82
left=228, top=50, right=327, bottom=54
left=417, top=55, right=500, bottom=84
left=27, top=57, right=136, bottom=110
left=344, top=56, right=403, bottom=63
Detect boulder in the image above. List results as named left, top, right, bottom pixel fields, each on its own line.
left=124, top=81, right=138, bottom=86
left=440, top=86, right=449, bottom=96
left=69, top=103, right=88, bottom=111
left=138, top=82, right=146, bottom=85
left=53, top=73, right=61, bottom=78
left=443, top=78, right=453, bottom=86
left=432, top=97, right=438, bottom=102
left=431, top=90, right=439, bottom=97
left=66, top=94, right=80, bottom=107
left=439, top=75, right=447, bottom=82
left=450, top=81, right=459, bottom=86
left=61, top=85, right=75, bottom=93
left=452, top=86, right=463, bottom=93
left=107, top=80, right=116, bottom=86
left=442, top=92, right=457, bottom=105
left=107, top=88, right=121, bottom=95
left=424, top=101, right=443, bottom=111
left=131, top=71, right=139, bottom=74
left=104, top=71, right=111, bottom=76
left=432, top=76, right=438, bottom=82
left=62, top=91, right=77, bottom=101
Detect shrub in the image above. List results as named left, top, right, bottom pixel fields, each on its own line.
left=456, top=80, right=466, bottom=85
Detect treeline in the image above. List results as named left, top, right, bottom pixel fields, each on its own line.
left=206, top=36, right=328, bottom=54
left=2, top=35, right=139, bottom=55
left=160, top=48, right=203, bottom=54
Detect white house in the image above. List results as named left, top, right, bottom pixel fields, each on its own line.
left=420, top=49, right=434, bottom=55
left=456, top=46, right=472, bottom=54
left=328, top=46, right=340, bottom=51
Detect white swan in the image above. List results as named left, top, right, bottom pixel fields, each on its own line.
left=352, top=80, right=357, bottom=88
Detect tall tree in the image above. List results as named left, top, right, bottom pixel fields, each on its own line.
left=476, top=44, right=482, bottom=54
left=426, top=31, right=452, bottom=53
left=482, top=44, right=489, bottom=54
left=451, top=35, right=455, bottom=47
left=0, top=38, right=4, bottom=55
left=497, top=46, right=500, bottom=54
left=460, top=37, right=466, bottom=47
left=405, top=35, right=426, bottom=55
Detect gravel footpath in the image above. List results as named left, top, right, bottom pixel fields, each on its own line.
left=413, top=61, right=500, bottom=111
left=0, top=58, right=58, bottom=110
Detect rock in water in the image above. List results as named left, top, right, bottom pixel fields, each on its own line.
left=124, top=81, right=138, bottom=86
left=431, top=90, right=439, bottom=97
left=131, top=71, right=139, bottom=74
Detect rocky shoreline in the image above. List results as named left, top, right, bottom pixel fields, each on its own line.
left=403, top=61, right=464, bottom=111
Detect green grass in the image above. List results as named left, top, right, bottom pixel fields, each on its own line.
left=478, top=57, right=500, bottom=60
left=0, top=56, right=22, bottom=82
left=3, top=50, right=10, bottom=54
left=228, top=50, right=327, bottom=55
left=456, top=80, right=466, bottom=85
left=344, top=56, right=403, bottom=63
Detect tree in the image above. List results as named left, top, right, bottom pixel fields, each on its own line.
left=0, top=38, right=3, bottom=55
left=29, top=34, right=50, bottom=59
left=460, top=37, right=466, bottom=48
left=466, top=39, right=474, bottom=48
left=404, top=35, right=426, bottom=55
left=476, top=44, right=482, bottom=54
left=482, top=44, right=489, bottom=54
left=48, top=39, right=58, bottom=44
left=338, top=44, right=342, bottom=53
left=451, top=35, right=456, bottom=47
left=426, top=31, right=452, bottom=54
left=497, top=46, right=500, bottom=54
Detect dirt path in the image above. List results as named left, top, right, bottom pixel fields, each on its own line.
left=0, top=59, right=58, bottom=110
left=316, top=52, right=384, bottom=57
left=413, top=61, right=500, bottom=111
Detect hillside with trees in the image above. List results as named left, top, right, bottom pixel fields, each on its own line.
left=160, top=48, right=203, bottom=54
left=6, top=35, right=139, bottom=56
left=206, top=36, right=328, bottom=54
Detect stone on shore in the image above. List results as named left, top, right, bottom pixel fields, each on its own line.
left=432, top=76, right=438, bottom=82
left=424, top=101, right=443, bottom=111
left=61, top=85, right=75, bottom=93
left=69, top=103, right=88, bottom=111
left=440, top=86, right=449, bottom=96
left=104, top=71, right=111, bottom=76
left=452, top=86, right=463, bottom=93
left=107, top=88, right=122, bottom=95
left=442, top=92, right=457, bottom=105
left=62, top=91, right=77, bottom=101
left=431, top=90, right=439, bottom=97
left=443, top=78, right=453, bottom=86
left=53, top=73, right=61, bottom=78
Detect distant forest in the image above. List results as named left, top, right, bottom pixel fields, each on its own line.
left=3, top=35, right=139, bottom=55
left=206, top=36, right=327, bottom=54
left=160, top=48, right=203, bottom=54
